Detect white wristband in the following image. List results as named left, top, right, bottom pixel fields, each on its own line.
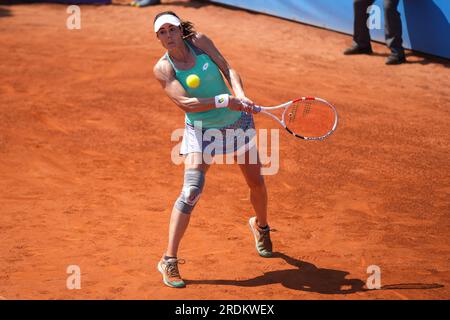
left=215, top=94, right=229, bottom=108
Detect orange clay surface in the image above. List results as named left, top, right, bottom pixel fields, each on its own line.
left=0, top=1, right=449, bottom=299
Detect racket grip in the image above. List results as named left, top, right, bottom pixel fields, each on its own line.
left=254, top=105, right=262, bottom=113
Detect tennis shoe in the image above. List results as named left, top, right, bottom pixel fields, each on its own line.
left=249, top=216, right=273, bottom=258
left=157, top=257, right=186, bottom=288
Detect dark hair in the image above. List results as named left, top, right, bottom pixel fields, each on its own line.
left=154, top=11, right=196, bottom=39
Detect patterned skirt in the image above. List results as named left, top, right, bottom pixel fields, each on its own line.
left=180, top=112, right=256, bottom=156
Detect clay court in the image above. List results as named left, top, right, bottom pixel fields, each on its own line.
left=0, top=1, right=449, bottom=299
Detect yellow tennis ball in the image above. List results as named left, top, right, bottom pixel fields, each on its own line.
left=186, top=74, right=200, bottom=89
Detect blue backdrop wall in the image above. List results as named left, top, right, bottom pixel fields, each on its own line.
left=209, top=0, right=450, bottom=59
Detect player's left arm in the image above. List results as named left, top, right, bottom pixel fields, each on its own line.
left=192, top=33, right=252, bottom=104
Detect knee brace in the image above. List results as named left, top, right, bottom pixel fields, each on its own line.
left=174, top=169, right=205, bottom=214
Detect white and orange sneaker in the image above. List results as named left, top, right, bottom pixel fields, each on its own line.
left=157, top=257, right=186, bottom=288
left=248, top=217, right=273, bottom=258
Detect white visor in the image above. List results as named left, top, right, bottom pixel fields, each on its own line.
left=154, top=14, right=181, bottom=33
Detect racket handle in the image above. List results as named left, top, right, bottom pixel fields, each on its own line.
left=241, top=100, right=262, bottom=113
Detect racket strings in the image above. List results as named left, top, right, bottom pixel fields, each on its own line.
left=286, top=100, right=336, bottom=139
left=302, top=101, right=312, bottom=117
left=287, top=103, right=298, bottom=123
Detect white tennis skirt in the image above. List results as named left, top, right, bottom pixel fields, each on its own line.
left=180, top=112, right=256, bottom=156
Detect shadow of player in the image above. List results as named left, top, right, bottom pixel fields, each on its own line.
left=186, top=251, right=445, bottom=295
left=186, top=252, right=365, bottom=294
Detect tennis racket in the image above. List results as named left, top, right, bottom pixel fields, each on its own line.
left=253, top=97, right=338, bottom=141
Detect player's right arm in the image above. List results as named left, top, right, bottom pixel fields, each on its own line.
left=153, top=58, right=243, bottom=113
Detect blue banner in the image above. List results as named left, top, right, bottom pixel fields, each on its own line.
left=209, top=0, right=450, bottom=59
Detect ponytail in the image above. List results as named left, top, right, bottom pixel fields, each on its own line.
left=180, top=20, right=195, bottom=39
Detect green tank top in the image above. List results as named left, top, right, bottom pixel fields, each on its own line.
left=165, top=40, right=241, bottom=128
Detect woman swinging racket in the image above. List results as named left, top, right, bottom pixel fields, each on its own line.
left=153, top=11, right=273, bottom=288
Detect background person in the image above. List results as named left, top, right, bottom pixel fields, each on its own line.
left=344, top=0, right=406, bottom=65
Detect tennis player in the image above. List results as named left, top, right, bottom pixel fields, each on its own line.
left=153, top=11, right=274, bottom=288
